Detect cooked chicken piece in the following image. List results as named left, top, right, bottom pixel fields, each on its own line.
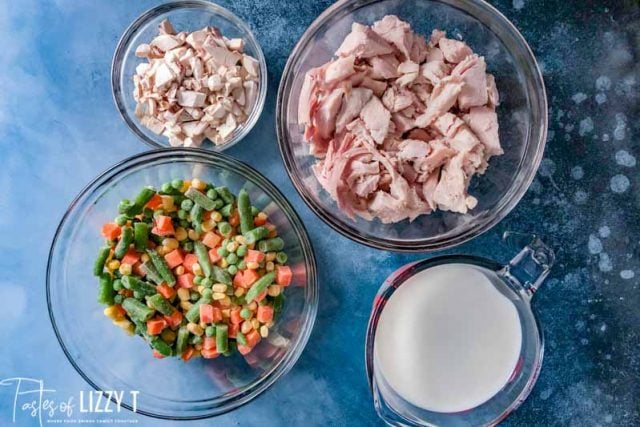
left=314, top=87, right=345, bottom=139
left=360, top=96, right=391, bottom=144
left=336, top=87, right=373, bottom=133
left=463, top=106, right=502, bottom=156
left=414, top=76, right=464, bottom=128
left=438, top=37, right=473, bottom=63
left=368, top=54, right=400, bottom=79
left=336, top=23, right=395, bottom=58
left=452, top=54, right=488, bottom=110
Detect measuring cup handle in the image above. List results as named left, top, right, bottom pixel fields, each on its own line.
left=501, top=232, right=555, bottom=298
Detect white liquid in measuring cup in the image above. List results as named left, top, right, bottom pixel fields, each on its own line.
left=374, top=263, right=522, bottom=413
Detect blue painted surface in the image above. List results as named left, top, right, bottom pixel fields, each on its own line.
left=0, top=0, right=638, bottom=426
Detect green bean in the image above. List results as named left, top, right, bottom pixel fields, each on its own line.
left=191, top=335, right=202, bottom=345
left=148, top=294, right=174, bottom=316
left=245, top=272, right=276, bottom=303
left=97, top=274, right=114, bottom=305
left=219, top=204, right=233, bottom=218
left=235, top=331, right=248, bottom=346
left=272, top=293, right=285, bottom=317
left=176, top=326, right=190, bottom=355
left=190, top=203, right=203, bottom=225
left=194, top=241, right=212, bottom=278
left=134, top=222, right=149, bottom=251
left=115, top=214, right=128, bottom=226
left=212, top=265, right=232, bottom=285
left=142, top=261, right=163, bottom=285
left=216, top=324, right=228, bottom=353
left=182, top=241, right=194, bottom=252
left=212, top=199, right=224, bottom=210
left=185, top=187, right=216, bottom=211
left=243, top=226, right=268, bottom=245
left=218, top=222, right=232, bottom=237
left=147, top=250, right=176, bottom=286
left=133, top=186, right=157, bottom=211
left=133, top=319, right=151, bottom=340
left=93, top=246, right=111, bottom=276
left=185, top=292, right=213, bottom=323
left=122, top=298, right=154, bottom=321
left=276, top=252, right=288, bottom=264
left=114, top=226, right=133, bottom=259
left=143, top=207, right=154, bottom=220
left=121, top=275, right=156, bottom=296
left=258, top=237, right=284, bottom=253
left=150, top=338, right=172, bottom=357
left=215, top=186, right=234, bottom=204
left=118, top=199, right=136, bottom=216
left=250, top=206, right=259, bottom=216
left=238, top=189, right=254, bottom=234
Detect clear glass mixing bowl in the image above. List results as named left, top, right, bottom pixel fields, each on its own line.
left=277, top=0, right=547, bottom=252
left=47, top=149, right=317, bottom=419
left=112, top=0, right=268, bottom=151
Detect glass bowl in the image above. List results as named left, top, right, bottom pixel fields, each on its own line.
left=47, top=149, right=317, bottom=419
left=276, top=0, right=547, bottom=252
left=112, top=0, right=268, bottom=151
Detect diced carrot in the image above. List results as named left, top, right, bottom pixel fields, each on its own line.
left=257, top=305, right=274, bottom=323
left=181, top=346, right=194, bottom=362
left=229, top=323, right=239, bottom=338
left=208, top=248, right=222, bottom=264
left=121, top=249, right=141, bottom=266
left=255, top=290, right=268, bottom=303
left=265, top=222, right=277, bottom=238
left=203, top=336, right=216, bottom=350
left=229, top=209, right=240, bottom=227
left=132, top=262, right=146, bottom=277
left=152, top=215, right=175, bottom=236
left=230, top=308, right=243, bottom=325
left=164, top=249, right=184, bottom=269
left=113, top=304, right=127, bottom=318
left=276, top=265, right=293, bottom=287
left=240, top=269, right=260, bottom=288
left=147, top=318, right=168, bottom=335
left=200, top=304, right=214, bottom=323
left=233, top=271, right=245, bottom=288
left=101, top=223, right=121, bottom=240
left=245, top=249, right=265, bottom=264
left=253, top=216, right=267, bottom=226
left=238, top=344, right=253, bottom=355
left=211, top=307, right=222, bottom=323
left=145, top=194, right=163, bottom=210
left=164, top=309, right=183, bottom=328
left=245, top=330, right=261, bottom=348
left=202, top=232, right=222, bottom=249
left=152, top=350, right=165, bottom=359
left=183, top=253, right=198, bottom=273
left=157, top=283, right=175, bottom=299
left=177, top=273, right=195, bottom=289
left=201, top=348, right=220, bottom=359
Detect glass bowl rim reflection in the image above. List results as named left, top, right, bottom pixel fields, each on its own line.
left=276, top=0, right=548, bottom=252
left=46, top=148, right=318, bottom=420
left=111, top=0, right=268, bottom=152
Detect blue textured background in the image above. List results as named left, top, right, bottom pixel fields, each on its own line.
left=0, top=0, right=638, bottom=426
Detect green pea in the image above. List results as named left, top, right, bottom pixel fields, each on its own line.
left=190, top=292, right=200, bottom=302
left=177, top=209, right=187, bottom=219
left=179, top=219, right=190, bottom=228
left=113, top=279, right=123, bottom=291
left=206, top=188, right=218, bottom=199
left=228, top=265, right=238, bottom=275
left=217, top=247, right=229, bottom=257
left=237, top=260, right=247, bottom=270
left=193, top=276, right=203, bottom=285
left=276, top=252, right=288, bottom=264
left=161, top=182, right=173, bottom=193
left=190, top=335, right=202, bottom=345
left=201, top=277, right=212, bottom=287
left=153, top=209, right=165, bottom=218
left=113, top=294, right=124, bottom=305
left=182, top=241, right=194, bottom=252
left=171, top=179, right=184, bottom=190
left=115, top=214, right=128, bottom=226
left=236, top=245, right=248, bottom=257
left=240, top=308, right=252, bottom=320
left=181, top=199, right=194, bottom=211
left=201, top=288, right=213, bottom=299
left=226, top=253, right=238, bottom=265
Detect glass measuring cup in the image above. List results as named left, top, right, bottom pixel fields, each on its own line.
left=365, top=234, right=555, bottom=426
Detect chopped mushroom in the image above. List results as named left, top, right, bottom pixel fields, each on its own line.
left=132, top=19, right=260, bottom=147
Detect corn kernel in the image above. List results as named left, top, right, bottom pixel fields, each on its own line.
left=188, top=229, right=200, bottom=240
left=265, top=252, right=277, bottom=262
left=234, top=287, right=246, bottom=297
left=119, top=263, right=132, bottom=276
left=113, top=319, right=134, bottom=335
left=161, top=195, right=175, bottom=211
left=219, top=296, right=231, bottom=307
left=266, top=261, right=275, bottom=272
left=247, top=261, right=259, bottom=270
left=175, top=227, right=188, bottom=241
left=192, top=263, right=203, bottom=276
left=201, top=219, right=216, bottom=232
left=257, top=212, right=268, bottom=221
left=180, top=301, right=193, bottom=311
left=161, top=329, right=176, bottom=343
left=162, top=238, right=179, bottom=250
left=197, top=285, right=205, bottom=294
left=212, top=292, right=226, bottom=300
left=260, top=325, right=269, bottom=338
left=212, top=284, right=228, bottom=293
left=241, top=320, right=253, bottom=334
left=192, top=349, right=201, bottom=358
left=248, top=302, right=258, bottom=311
left=104, top=306, right=123, bottom=320
left=177, top=288, right=190, bottom=301
left=221, top=309, right=231, bottom=318
left=199, top=321, right=207, bottom=329
left=226, top=242, right=238, bottom=252
left=219, top=258, right=229, bottom=268
left=191, top=178, right=206, bottom=190
left=180, top=180, right=191, bottom=193
left=267, top=285, right=281, bottom=297
left=251, top=318, right=260, bottom=330
left=211, top=211, right=223, bottom=222
left=175, top=265, right=185, bottom=275
left=107, top=259, right=121, bottom=271
left=187, top=322, right=204, bottom=336
left=140, top=253, right=150, bottom=263
left=234, top=235, right=246, bottom=245
left=156, top=246, right=168, bottom=256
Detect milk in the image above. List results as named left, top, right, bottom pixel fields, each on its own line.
left=374, top=263, right=522, bottom=413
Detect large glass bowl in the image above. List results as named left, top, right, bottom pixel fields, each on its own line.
left=276, top=0, right=547, bottom=252
left=47, top=149, right=317, bottom=419
left=112, top=0, right=268, bottom=151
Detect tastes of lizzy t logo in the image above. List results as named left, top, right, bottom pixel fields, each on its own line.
left=0, top=377, right=139, bottom=426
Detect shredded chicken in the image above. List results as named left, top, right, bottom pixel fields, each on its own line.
left=133, top=19, right=260, bottom=147
left=298, top=15, right=502, bottom=223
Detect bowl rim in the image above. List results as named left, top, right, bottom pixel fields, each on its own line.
left=46, top=148, right=318, bottom=420
left=111, top=0, right=268, bottom=152
left=276, top=0, right=548, bottom=253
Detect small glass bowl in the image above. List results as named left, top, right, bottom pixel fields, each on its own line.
left=112, top=0, right=268, bottom=151
left=47, top=149, right=317, bottom=419
left=277, top=0, right=548, bottom=252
